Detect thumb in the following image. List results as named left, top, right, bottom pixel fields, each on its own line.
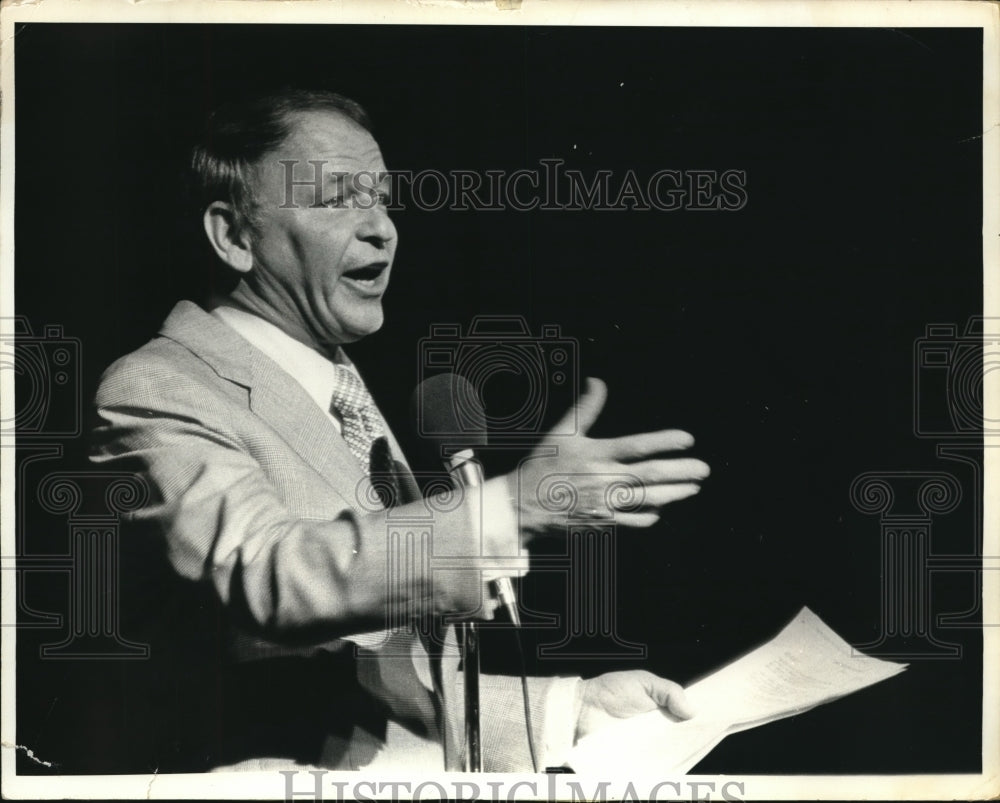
left=646, top=676, right=696, bottom=721
left=552, top=377, right=607, bottom=437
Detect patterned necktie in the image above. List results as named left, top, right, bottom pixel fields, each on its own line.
left=330, top=365, right=400, bottom=509
left=329, top=364, right=385, bottom=476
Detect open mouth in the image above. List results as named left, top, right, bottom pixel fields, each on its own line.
left=342, top=263, right=388, bottom=289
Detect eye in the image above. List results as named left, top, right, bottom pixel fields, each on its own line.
left=323, top=195, right=348, bottom=209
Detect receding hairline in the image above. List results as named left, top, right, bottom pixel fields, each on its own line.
left=242, top=107, right=387, bottom=201
left=265, top=106, right=379, bottom=156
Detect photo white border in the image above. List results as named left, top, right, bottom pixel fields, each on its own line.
left=1, top=0, right=996, bottom=799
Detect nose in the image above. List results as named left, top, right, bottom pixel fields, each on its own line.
left=357, top=203, right=396, bottom=249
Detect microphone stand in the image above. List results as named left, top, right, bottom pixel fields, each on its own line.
left=448, top=450, right=484, bottom=773
left=461, top=621, right=482, bottom=772
left=444, top=449, right=521, bottom=772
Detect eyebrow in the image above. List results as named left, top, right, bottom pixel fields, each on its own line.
left=324, top=170, right=392, bottom=188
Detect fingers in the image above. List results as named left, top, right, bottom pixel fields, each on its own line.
left=527, top=380, right=708, bottom=535
left=551, top=377, right=607, bottom=438
left=622, top=458, right=711, bottom=485
left=632, top=482, right=702, bottom=507
left=606, top=484, right=699, bottom=527
left=644, top=675, right=696, bottom=721
left=604, top=481, right=703, bottom=521
left=614, top=511, right=662, bottom=529
left=604, top=429, right=696, bottom=461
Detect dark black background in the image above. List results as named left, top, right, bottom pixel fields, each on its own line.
left=14, top=24, right=983, bottom=774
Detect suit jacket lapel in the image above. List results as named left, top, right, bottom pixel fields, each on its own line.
left=158, top=301, right=368, bottom=507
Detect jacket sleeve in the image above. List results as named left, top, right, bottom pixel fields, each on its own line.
left=90, top=348, right=504, bottom=644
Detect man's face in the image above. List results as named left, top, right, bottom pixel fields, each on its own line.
left=246, top=110, right=397, bottom=349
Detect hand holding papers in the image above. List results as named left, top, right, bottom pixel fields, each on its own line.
left=566, top=607, right=907, bottom=775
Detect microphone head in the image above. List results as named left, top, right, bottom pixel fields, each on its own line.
left=411, top=373, right=488, bottom=451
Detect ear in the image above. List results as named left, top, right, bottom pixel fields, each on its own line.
left=203, top=201, right=254, bottom=274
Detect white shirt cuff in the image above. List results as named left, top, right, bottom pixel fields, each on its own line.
left=480, top=475, right=528, bottom=581
left=540, top=676, right=584, bottom=768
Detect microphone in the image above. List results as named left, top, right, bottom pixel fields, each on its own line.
left=411, top=373, right=521, bottom=626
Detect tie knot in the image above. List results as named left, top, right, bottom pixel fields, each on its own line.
left=329, top=365, right=385, bottom=476
left=330, top=364, right=369, bottom=417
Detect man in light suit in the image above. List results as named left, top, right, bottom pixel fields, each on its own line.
left=90, top=89, right=710, bottom=773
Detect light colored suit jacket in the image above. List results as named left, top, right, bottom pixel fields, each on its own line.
left=90, top=300, right=563, bottom=772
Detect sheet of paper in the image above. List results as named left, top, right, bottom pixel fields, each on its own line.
left=565, top=607, right=907, bottom=775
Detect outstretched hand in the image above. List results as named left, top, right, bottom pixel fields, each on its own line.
left=576, top=670, right=695, bottom=742
left=509, top=377, right=710, bottom=538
